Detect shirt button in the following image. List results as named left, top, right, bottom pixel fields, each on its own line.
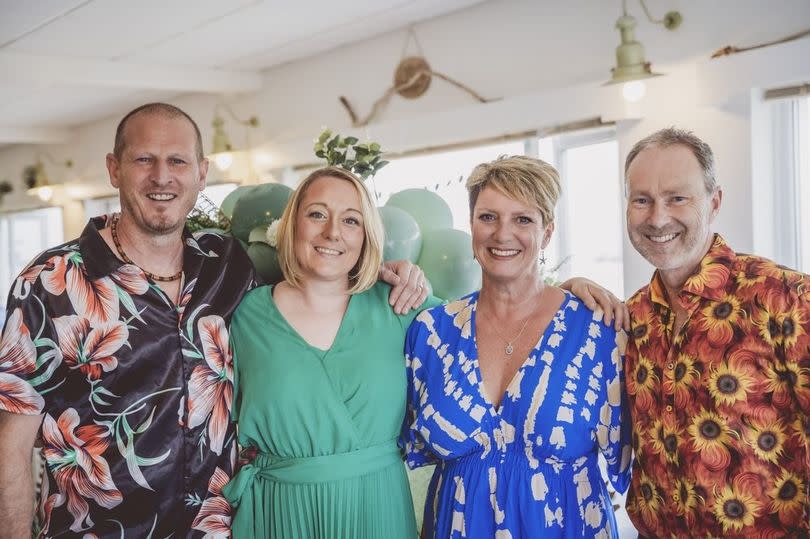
left=666, top=405, right=673, bottom=412
left=673, top=493, right=680, bottom=501
left=667, top=362, right=675, bottom=370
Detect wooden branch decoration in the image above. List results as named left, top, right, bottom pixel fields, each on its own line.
left=711, top=28, right=810, bottom=59
left=339, top=57, right=495, bottom=128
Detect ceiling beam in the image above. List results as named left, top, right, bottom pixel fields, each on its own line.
left=0, top=125, right=72, bottom=144
left=0, top=51, right=263, bottom=93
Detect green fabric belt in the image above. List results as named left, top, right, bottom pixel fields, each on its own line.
left=222, top=439, right=402, bottom=509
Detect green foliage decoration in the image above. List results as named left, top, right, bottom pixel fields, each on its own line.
left=313, top=128, right=389, bottom=180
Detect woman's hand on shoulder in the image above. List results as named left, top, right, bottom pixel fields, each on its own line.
left=380, top=260, right=428, bottom=315
left=559, top=277, right=628, bottom=331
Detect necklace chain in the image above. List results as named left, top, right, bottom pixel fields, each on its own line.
left=480, top=288, right=545, bottom=356
left=110, top=214, right=183, bottom=282
left=484, top=309, right=534, bottom=356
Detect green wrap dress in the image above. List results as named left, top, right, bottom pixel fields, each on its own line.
left=223, top=282, right=436, bottom=538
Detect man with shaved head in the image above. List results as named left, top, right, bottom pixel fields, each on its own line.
left=0, top=103, right=426, bottom=537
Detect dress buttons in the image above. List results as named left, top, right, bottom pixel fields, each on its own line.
left=667, top=362, right=674, bottom=370
left=666, top=405, right=673, bottom=412
left=672, top=492, right=680, bottom=502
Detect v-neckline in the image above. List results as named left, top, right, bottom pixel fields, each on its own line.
left=471, top=290, right=570, bottom=415
left=266, top=285, right=355, bottom=358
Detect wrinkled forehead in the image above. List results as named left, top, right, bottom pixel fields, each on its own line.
left=120, top=111, right=200, bottom=156
left=627, top=145, right=705, bottom=193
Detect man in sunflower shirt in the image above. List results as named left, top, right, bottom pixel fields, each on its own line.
left=622, top=127, right=809, bottom=537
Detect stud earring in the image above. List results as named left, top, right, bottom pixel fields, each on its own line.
left=539, top=251, right=546, bottom=264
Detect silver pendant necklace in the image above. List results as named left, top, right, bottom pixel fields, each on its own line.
left=484, top=310, right=534, bottom=355
left=481, top=288, right=544, bottom=356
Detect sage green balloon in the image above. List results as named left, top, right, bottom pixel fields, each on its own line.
left=248, top=225, right=269, bottom=244
left=378, top=206, right=422, bottom=262
left=247, top=242, right=284, bottom=285
left=220, top=185, right=256, bottom=219
left=386, top=189, right=453, bottom=232
left=417, top=228, right=481, bottom=300
left=231, top=183, right=293, bottom=242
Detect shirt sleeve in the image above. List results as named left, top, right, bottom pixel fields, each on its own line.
left=0, top=267, right=61, bottom=416
left=399, top=313, right=438, bottom=469
left=597, top=325, right=632, bottom=494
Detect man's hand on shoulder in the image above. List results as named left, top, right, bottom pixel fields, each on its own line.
left=560, top=277, right=629, bottom=331
left=379, top=260, right=428, bottom=315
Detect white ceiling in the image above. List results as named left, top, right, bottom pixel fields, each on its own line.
left=0, top=0, right=483, bottom=144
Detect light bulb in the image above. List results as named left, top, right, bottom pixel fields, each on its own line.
left=622, top=80, right=646, bottom=103
left=214, top=152, right=233, bottom=171
left=36, top=186, right=53, bottom=202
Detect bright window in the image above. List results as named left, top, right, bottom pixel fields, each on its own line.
left=769, top=95, right=810, bottom=273
left=0, top=207, right=64, bottom=317
left=546, top=130, right=624, bottom=297
left=795, top=97, right=810, bottom=273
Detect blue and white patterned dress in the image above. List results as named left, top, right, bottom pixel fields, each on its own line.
left=402, top=291, right=631, bottom=538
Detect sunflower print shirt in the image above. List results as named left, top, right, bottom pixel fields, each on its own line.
left=0, top=216, right=255, bottom=538
left=402, top=290, right=632, bottom=538
left=625, top=234, right=810, bottom=538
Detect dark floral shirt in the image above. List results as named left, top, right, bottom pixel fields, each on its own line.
left=625, top=234, right=810, bottom=538
left=0, top=216, right=255, bottom=538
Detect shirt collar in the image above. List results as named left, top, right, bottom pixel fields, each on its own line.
left=79, top=215, right=200, bottom=281
left=648, top=234, right=735, bottom=309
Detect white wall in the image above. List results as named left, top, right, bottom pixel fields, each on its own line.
left=1, top=0, right=809, bottom=295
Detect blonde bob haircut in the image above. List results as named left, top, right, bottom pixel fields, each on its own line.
left=276, top=166, right=384, bottom=294
left=466, top=155, right=561, bottom=226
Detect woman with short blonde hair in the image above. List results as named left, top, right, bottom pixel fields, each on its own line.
left=403, top=155, right=631, bottom=538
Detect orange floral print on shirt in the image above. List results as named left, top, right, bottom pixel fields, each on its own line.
left=625, top=234, right=810, bottom=538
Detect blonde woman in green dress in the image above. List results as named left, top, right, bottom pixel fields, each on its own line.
left=223, top=167, right=438, bottom=538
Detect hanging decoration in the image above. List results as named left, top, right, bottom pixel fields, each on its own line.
left=339, top=28, right=495, bottom=127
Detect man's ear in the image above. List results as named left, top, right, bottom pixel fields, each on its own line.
left=106, top=153, right=121, bottom=189
left=709, top=188, right=722, bottom=222
left=198, top=157, right=209, bottom=191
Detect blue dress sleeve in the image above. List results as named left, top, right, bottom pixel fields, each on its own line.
left=399, top=311, right=438, bottom=469
left=597, top=327, right=632, bottom=494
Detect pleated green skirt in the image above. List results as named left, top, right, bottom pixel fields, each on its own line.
left=224, top=442, right=417, bottom=538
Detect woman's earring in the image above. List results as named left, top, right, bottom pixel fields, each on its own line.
left=539, top=250, right=546, bottom=265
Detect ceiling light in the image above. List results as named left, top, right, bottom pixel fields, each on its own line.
left=605, top=0, right=682, bottom=101
left=209, top=105, right=259, bottom=172
left=23, top=155, right=73, bottom=202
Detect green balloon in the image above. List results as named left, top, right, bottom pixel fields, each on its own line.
left=386, top=189, right=453, bottom=232
left=220, top=185, right=256, bottom=219
left=417, top=228, right=480, bottom=300
left=231, top=183, right=293, bottom=242
left=248, top=225, right=269, bottom=244
left=247, top=242, right=284, bottom=285
left=378, top=206, right=422, bottom=262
